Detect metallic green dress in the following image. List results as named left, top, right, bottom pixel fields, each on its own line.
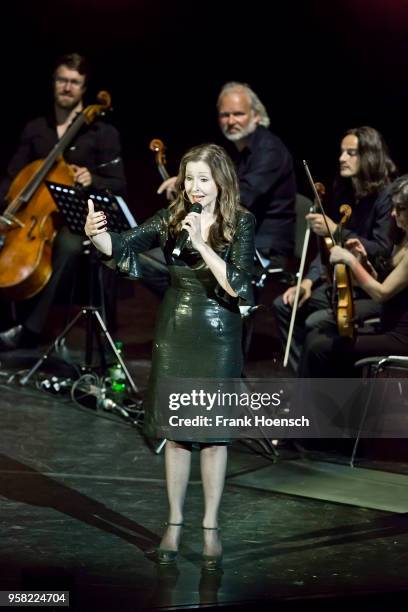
left=107, top=208, right=255, bottom=440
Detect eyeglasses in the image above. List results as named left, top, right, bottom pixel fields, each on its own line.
left=55, top=76, right=84, bottom=88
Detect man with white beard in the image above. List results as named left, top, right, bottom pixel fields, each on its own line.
left=216, top=82, right=296, bottom=268
left=159, top=82, right=296, bottom=270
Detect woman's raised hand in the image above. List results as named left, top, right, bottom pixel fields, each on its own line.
left=85, top=199, right=107, bottom=237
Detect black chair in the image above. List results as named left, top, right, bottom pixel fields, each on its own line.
left=351, top=355, right=408, bottom=467
left=254, top=193, right=314, bottom=289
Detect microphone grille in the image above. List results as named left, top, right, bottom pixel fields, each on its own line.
left=191, top=202, right=203, bottom=213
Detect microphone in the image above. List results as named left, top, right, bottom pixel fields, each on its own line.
left=172, top=201, right=202, bottom=257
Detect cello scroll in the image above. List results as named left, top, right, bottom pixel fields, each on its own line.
left=83, top=91, right=112, bottom=124
left=149, top=139, right=169, bottom=182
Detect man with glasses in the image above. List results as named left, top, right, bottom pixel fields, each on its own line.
left=0, top=53, right=126, bottom=350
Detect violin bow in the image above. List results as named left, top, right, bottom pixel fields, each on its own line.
left=283, top=202, right=313, bottom=368
left=303, top=160, right=336, bottom=244
left=283, top=160, right=332, bottom=368
left=283, top=160, right=321, bottom=368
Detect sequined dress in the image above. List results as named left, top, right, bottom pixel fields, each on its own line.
left=106, top=208, right=255, bottom=439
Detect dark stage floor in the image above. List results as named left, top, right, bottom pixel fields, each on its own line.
left=1, top=280, right=408, bottom=611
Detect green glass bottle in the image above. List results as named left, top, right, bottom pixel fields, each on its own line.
left=109, top=341, right=126, bottom=394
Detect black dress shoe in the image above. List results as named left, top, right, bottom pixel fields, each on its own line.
left=0, top=325, right=24, bottom=350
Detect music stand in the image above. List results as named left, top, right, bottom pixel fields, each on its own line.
left=19, top=183, right=139, bottom=397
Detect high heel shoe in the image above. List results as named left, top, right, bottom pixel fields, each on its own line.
left=154, top=522, right=183, bottom=565
left=202, top=526, right=223, bottom=572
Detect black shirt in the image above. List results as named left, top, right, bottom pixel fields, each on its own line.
left=306, top=184, right=394, bottom=283
left=0, top=113, right=127, bottom=203
left=229, top=125, right=297, bottom=257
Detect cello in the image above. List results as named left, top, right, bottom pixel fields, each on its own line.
left=0, top=91, right=111, bottom=301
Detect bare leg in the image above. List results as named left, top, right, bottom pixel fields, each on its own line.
left=200, top=444, right=227, bottom=557
left=159, top=440, right=192, bottom=551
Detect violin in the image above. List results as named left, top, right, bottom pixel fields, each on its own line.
left=332, top=204, right=355, bottom=339
left=313, top=182, right=332, bottom=275
left=283, top=162, right=355, bottom=367
left=304, top=162, right=355, bottom=339
left=0, top=91, right=112, bottom=301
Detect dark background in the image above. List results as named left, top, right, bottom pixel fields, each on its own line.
left=1, top=0, right=408, bottom=218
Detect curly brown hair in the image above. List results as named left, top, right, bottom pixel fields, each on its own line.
left=168, top=143, right=242, bottom=252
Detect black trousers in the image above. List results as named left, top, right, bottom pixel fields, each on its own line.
left=298, top=325, right=408, bottom=378
left=272, top=282, right=382, bottom=372
left=17, top=226, right=118, bottom=335
left=19, top=226, right=83, bottom=335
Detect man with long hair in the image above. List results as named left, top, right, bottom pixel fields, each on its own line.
left=299, top=173, right=408, bottom=377
left=273, top=126, right=397, bottom=372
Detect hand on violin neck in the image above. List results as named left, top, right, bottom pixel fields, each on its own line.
left=329, top=245, right=354, bottom=266
left=306, top=213, right=337, bottom=237
left=344, top=238, right=367, bottom=262
left=345, top=238, right=377, bottom=278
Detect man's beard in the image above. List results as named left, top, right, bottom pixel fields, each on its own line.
left=55, top=94, right=81, bottom=111
left=221, top=117, right=259, bottom=143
